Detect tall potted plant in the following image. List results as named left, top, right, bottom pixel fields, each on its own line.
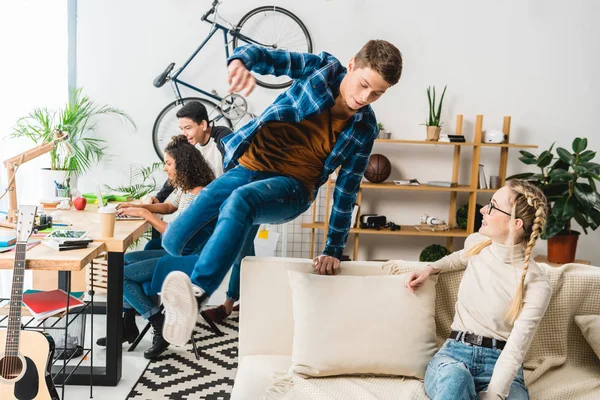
left=508, top=137, right=600, bottom=263
left=11, top=88, right=136, bottom=198
left=425, top=85, right=447, bottom=141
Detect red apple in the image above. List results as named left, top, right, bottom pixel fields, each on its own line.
left=73, top=197, right=87, bottom=211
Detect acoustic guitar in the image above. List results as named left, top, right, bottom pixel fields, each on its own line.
left=0, top=205, right=59, bottom=400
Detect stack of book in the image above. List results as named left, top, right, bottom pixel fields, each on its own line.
left=41, top=238, right=93, bottom=251
left=22, top=289, right=84, bottom=320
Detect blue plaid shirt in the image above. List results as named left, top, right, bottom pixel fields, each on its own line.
left=225, top=45, right=379, bottom=259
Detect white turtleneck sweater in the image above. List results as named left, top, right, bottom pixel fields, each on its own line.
left=430, top=233, right=552, bottom=398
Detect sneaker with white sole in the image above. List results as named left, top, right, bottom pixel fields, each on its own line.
left=161, top=271, right=208, bottom=347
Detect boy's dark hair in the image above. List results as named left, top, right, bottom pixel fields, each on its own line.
left=176, top=101, right=209, bottom=125
left=164, top=135, right=215, bottom=191
left=354, top=40, right=403, bottom=85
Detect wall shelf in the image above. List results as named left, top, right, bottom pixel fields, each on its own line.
left=303, top=114, right=538, bottom=260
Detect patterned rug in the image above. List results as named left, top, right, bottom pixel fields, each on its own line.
left=127, top=311, right=239, bottom=400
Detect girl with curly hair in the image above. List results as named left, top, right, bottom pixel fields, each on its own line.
left=407, top=179, right=551, bottom=400
left=116, top=134, right=215, bottom=229
left=95, top=135, right=215, bottom=359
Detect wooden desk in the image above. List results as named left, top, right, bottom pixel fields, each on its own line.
left=0, top=241, right=105, bottom=271
left=0, top=204, right=150, bottom=386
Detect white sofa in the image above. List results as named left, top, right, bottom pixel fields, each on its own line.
left=231, top=256, right=600, bottom=400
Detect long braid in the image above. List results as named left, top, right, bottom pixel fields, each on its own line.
left=505, top=181, right=548, bottom=324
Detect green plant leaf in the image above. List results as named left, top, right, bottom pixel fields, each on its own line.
left=519, top=156, right=539, bottom=165
left=553, top=196, right=577, bottom=221
left=589, top=208, right=600, bottom=230
left=519, top=150, right=536, bottom=159
left=549, top=168, right=573, bottom=182
left=542, top=213, right=565, bottom=239
left=551, top=158, right=570, bottom=171
left=556, top=147, right=575, bottom=165
left=572, top=137, right=587, bottom=153
left=427, top=87, right=433, bottom=126
left=574, top=183, right=596, bottom=211
left=573, top=211, right=589, bottom=234
left=536, top=151, right=553, bottom=168
left=581, top=162, right=600, bottom=175
left=434, top=85, right=447, bottom=126
left=578, top=150, right=596, bottom=163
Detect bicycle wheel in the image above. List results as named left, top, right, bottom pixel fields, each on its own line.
left=152, top=97, right=232, bottom=161
left=233, top=6, right=312, bottom=90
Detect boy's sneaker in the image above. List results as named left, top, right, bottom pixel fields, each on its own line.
left=161, top=271, right=208, bottom=347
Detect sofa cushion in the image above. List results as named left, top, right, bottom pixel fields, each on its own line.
left=575, top=315, right=600, bottom=359
left=287, top=270, right=438, bottom=379
left=232, top=355, right=429, bottom=400
left=231, top=355, right=292, bottom=400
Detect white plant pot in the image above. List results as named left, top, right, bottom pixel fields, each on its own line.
left=39, top=169, right=77, bottom=200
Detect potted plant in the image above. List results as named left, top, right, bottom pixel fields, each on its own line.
left=11, top=88, right=136, bottom=198
left=377, top=122, right=391, bottom=139
left=106, top=162, right=163, bottom=199
left=425, top=85, right=447, bottom=141
left=508, top=137, right=600, bottom=263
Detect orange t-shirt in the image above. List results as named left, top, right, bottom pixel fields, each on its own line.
left=238, top=110, right=349, bottom=194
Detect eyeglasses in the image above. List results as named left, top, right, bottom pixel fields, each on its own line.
left=485, top=202, right=511, bottom=217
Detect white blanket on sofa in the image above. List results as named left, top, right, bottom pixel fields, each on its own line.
left=264, top=262, right=600, bottom=400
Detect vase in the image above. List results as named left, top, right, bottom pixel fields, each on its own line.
left=426, top=126, right=441, bottom=141
left=547, top=232, right=579, bottom=264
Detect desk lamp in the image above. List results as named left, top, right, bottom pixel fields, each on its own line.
left=0, top=131, right=68, bottom=228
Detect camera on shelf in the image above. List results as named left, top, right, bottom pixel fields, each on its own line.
left=360, top=214, right=387, bottom=230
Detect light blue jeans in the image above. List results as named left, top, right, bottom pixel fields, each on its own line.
left=122, top=250, right=166, bottom=319
left=162, top=165, right=311, bottom=294
left=425, top=339, right=529, bottom=400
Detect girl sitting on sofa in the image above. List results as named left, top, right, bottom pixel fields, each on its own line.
left=95, top=134, right=215, bottom=359
left=406, top=179, right=551, bottom=400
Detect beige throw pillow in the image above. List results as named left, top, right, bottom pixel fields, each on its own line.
left=287, top=270, right=438, bottom=379
left=575, top=315, right=600, bottom=359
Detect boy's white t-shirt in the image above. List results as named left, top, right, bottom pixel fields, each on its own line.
left=196, top=138, right=223, bottom=177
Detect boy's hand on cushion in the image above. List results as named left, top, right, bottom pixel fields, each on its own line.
left=405, top=266, right=434, bottom=293
left=227, top=59, right=256, bottom=96
left=313, top=255, right=340, bottom=276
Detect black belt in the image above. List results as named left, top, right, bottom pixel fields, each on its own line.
left=449, top=330, right=506, bottom=350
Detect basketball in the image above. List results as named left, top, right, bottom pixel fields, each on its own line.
left=364, top=154, right=391, bottom=183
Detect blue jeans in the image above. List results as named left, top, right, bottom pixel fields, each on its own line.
left=141, top=220, right=254, bottom=301
left=162, top=165, right=311, bottom=294
left=425, top=339, right=529, bottom=400
left=144, top=237, right=163, bottom=250
left=122, top=250, right=167, bottom=319
left=226, top=225, right=258, bottom=302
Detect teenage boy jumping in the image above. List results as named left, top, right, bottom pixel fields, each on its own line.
left=160, top=40, right=403, bottom=347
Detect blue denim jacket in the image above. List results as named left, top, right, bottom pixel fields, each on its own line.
left=225, top=44, right=378, bottom=258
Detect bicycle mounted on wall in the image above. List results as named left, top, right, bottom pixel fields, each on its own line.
left=152, top=0, right=312, bottom=160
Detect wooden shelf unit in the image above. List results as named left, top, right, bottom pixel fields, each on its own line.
left=302, top=114, right=538, bottom=260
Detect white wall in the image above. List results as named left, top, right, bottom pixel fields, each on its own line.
left=76, top=0, right=600, bottom=265
left=0, top=1, right=68, bottom=296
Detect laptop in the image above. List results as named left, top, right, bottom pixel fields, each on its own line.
left=96, top=184, right=144, bottom=220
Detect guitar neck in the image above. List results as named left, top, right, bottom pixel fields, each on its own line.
left=6, top=242, right=27, bottom=356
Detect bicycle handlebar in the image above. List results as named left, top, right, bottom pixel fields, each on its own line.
left=201, top=7, right=215, bottom=21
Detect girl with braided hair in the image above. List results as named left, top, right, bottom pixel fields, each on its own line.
left=406, top=179, right=551, bottom=400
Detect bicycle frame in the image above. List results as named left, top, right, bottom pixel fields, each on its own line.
left=170, top=15, right=270, bottom=102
